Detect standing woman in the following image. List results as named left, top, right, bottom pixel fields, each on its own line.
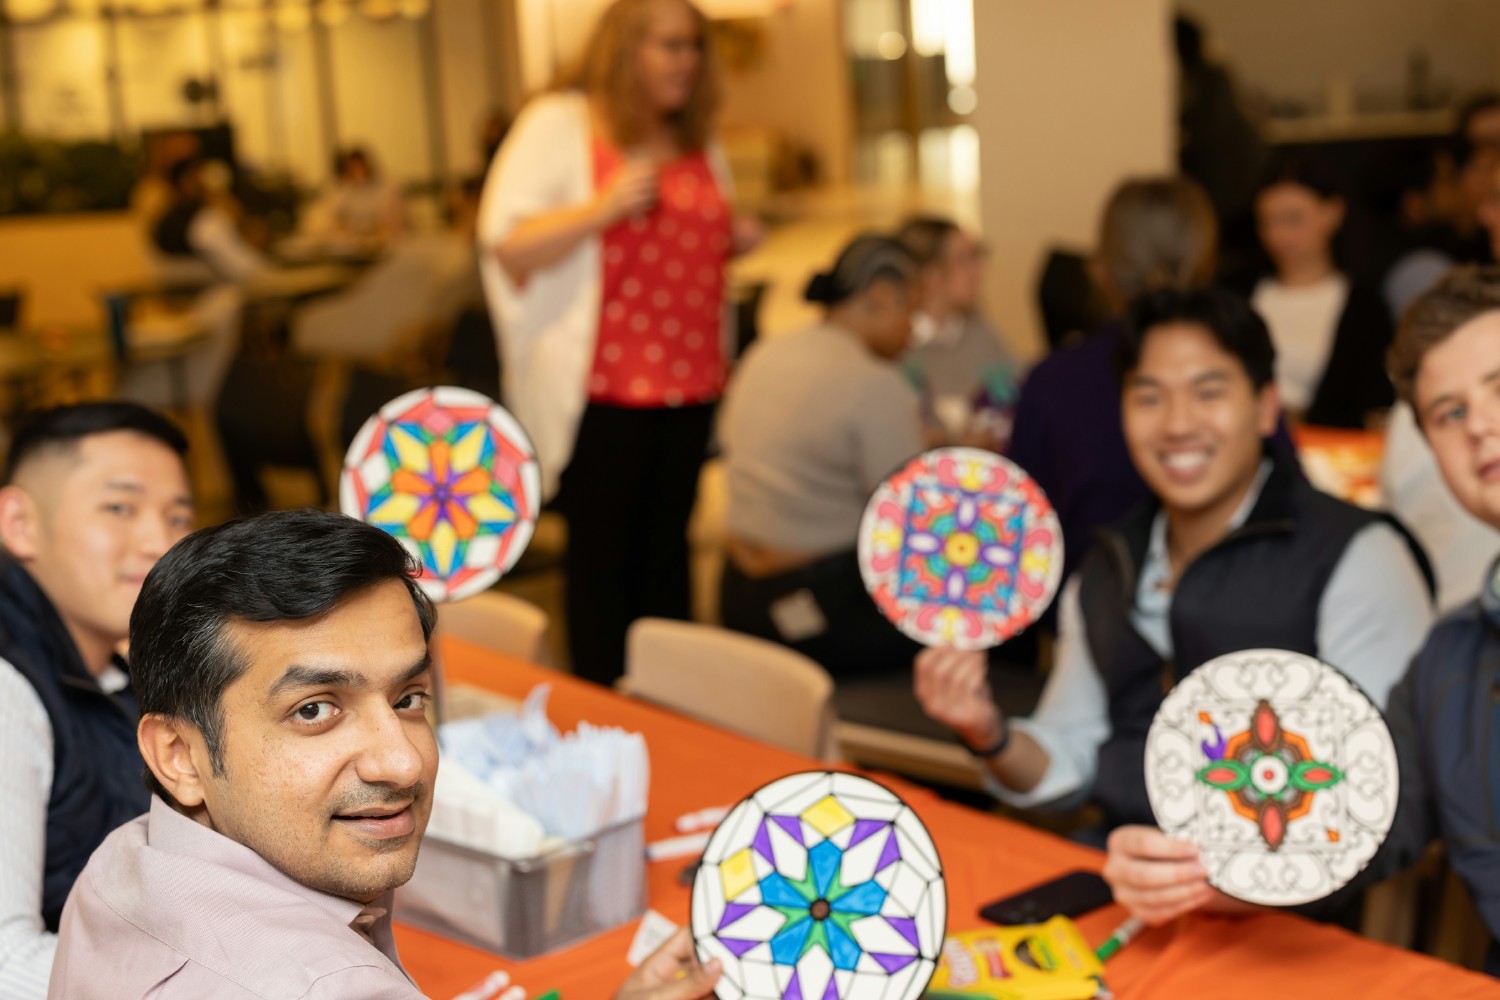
left=478, top=0, right=756, bottom=685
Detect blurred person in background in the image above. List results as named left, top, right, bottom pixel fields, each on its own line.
left=1173, top=14, right=1267, bottom=277
left=1248, top=153, right=1394, bottom=429
left=477, top=0, right=760, bottom=686
left=151, top=157, right=272, bottom=286
left=894, top=216, right=1021, bottom=452
left=1382, top=149, right=1500, bottom=613
left=302, top=146, right=407, bottom=248
left=717, top=236, right=924, bottom=677
left=1008, top=176, right=1220, bottom=585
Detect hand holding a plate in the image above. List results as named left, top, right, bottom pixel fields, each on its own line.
left=1102, top=826, right=1256, bottom=925
left=616, top=928, right=721, bottom=1000
left=913, top=647, right=1004, bottom=751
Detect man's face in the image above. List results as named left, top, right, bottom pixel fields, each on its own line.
left=1414, top=310, right=1500, bottom=528
left=9, top=431, right=193, bottom=660
left=196, top=579, right=437, bottom=903
left=1122, top=321, right=1278, bottom=519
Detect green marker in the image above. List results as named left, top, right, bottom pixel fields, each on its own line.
left=535, top=992, right=561, bottom=1000
left=1094, top=916, right=1145, bottom=961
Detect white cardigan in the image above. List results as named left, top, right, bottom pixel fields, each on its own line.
left=477, top=91, right=736, bottom=499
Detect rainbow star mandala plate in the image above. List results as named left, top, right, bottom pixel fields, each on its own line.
left=1144, top=649, right=1400, bottom=907
left=692, top=771, right=946, bottom=1000
left=340, top=386, right=540, bottom=602
left=857, top=447, right=1062, bottom=649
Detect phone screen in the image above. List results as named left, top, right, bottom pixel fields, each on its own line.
left=978, top=869, right=1114, bottom=926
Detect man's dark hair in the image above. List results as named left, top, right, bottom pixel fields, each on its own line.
left=4, top=401, right=188, bottom=485
left=129, top=508, right=436, bottom=801
left=1115, top=285, right=1277, bottom=391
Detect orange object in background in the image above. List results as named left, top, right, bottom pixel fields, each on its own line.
left=1292, top=423, right=1386, bottom=509
left=397, top=638, right=1498, bottom=999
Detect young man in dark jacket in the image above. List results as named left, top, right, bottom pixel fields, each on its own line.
left=0, top=403, right=194, bottom=998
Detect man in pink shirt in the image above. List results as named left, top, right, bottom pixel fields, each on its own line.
left=49, top=508, right=720, bottom=1000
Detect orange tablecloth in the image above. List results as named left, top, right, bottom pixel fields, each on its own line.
left=396, top=638, right=1497, bottom=999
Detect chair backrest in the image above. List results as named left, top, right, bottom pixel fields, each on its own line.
left=439, top=589, right=550, bottom=665
left=620, top=618, right=839, bottom=762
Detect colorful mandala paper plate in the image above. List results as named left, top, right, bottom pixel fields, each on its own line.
left=692, top=772, right=946, bottom=1000
left=857, top=447, right=1062, bottom=650
left=340, top=386, right=541, bottom=602
left=1144, top=649, right=1400, bottom=907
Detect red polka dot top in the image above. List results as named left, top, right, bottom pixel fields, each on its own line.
left=588, top=136, right=731, bottom=408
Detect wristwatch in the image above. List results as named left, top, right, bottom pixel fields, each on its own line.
left=963, top=722, right=1012, bottom=759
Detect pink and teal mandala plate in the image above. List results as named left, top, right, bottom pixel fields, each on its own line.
left=340, top=386, right=540, bottom=602
left=691, top=772, right=946, bottom=1000
left=857, top=447, right=1062, bottom=650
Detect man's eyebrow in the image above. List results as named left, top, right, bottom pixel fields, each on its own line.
left=1189, top=370, right=1232, bottom=385
left=399, top=653, right=433, bottom=686
left=1423, top=367, right=1500, bottom=421
left=266, top=652, right=431, bottom=701
left=102, top=479, right=194, bottom=506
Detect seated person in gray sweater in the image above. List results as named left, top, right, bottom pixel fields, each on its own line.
left=717, top=235, right=926, bottom=676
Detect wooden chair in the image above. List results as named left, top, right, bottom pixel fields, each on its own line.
left=619, top=618, right=839, bottom=762
left=438, top=589, right=551, bottom=666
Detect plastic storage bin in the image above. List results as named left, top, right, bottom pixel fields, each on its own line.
left=396, top=815, right=647, bottom=958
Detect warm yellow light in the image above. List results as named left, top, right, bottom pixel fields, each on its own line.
left=359, top=0, right=395, bottom=17
left=274, top=0, right=309, bottom=31
left=314, top=0, right=347, bottom=26
left=396, top=0, right=425, bottom=18
left=6, top=0, right=57, bottom=21
left=876, top=30, right=906, bottom=61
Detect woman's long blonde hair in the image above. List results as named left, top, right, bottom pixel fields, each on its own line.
left=1094, top=177, right=1218, bottom=313
left=560, top=0, right=722, bottom=152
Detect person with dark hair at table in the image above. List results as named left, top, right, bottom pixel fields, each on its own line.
left=303, top=145, right=407, bottom=246
left=151, top=157, right=272, bottom=284
left=717, top=234, right=925, bottom=677
left=1248, top=153, right=1395, bottom=429
left=50, top=508, right=720, bottom=999
left=915, top=288, right=1432, bottom=918
left=1008, top=176, right=1221, bottom=585
left=0, top=402, right=194, bottom=1000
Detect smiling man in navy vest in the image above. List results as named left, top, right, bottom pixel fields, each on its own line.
left=0, top=402, right=194, bottom=998
left=915, top=286, right=1434, bottom=922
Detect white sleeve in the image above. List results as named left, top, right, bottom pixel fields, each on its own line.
left=187, top=208, right=272, bottom=283
left=1317, top=522, right=1435, bottom=709
left=0, top=659, right=56, bottom=1000
left=984, top=578, right=1111, bottom=809
left=476, top=95, right=586, bottom=250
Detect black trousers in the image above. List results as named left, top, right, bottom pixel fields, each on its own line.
left=719, top=550, right=924, bottom=679
left=558, top=402, right=715, bottom=686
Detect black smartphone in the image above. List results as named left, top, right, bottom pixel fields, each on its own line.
left=978, top=869, right=1114, bottom=926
